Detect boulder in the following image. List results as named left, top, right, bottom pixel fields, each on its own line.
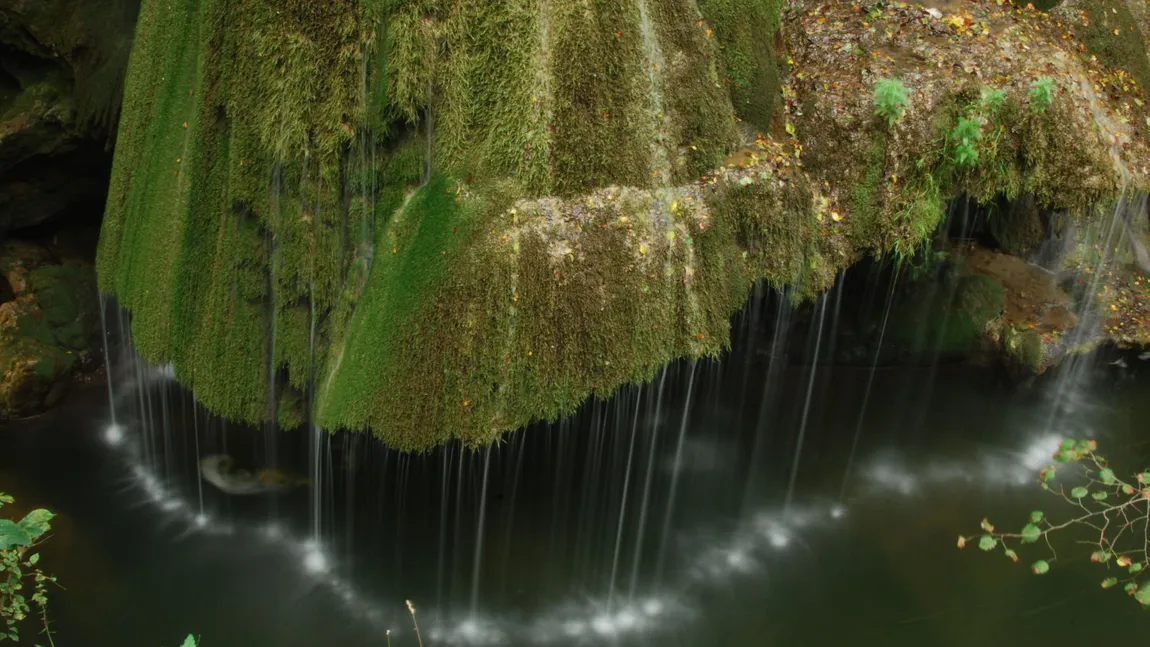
left=0, top=0, right=140, bottom=235
left=0, top=239, right=97, bottom=417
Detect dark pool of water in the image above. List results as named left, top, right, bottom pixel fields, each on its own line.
left=2, top=346, right=1149, bottom=646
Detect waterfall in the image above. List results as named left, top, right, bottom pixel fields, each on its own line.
left=470, top=444, right=493, bottom=619
left=655, top=360, right=697, bottom=585
left=607, top=387, right=643, bottom=608
left=839, top=268, right=899, bottom=501
left=784, top=293, right=828, bottom=515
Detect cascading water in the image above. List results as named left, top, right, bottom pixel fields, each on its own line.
left=46, top=245, right=1143, bottom=647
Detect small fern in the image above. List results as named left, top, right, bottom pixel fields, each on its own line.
left=873, top=78, right=910, bottom=127
left=951, top=117, right=982, bottom=168
left=1028, top=76, right=1055, bottom=114
left=979, top=86, right=1007, bottom=114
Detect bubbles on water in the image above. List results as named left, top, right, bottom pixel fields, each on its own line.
left=301, top=540, right=330, bottom=574
left=430, top=616, right=506, bottom=645
left=103, top=423, right=126, bottom=446
left=194, top=514, right=209, bottom=528
left=830, top=504, right=846, bottom=519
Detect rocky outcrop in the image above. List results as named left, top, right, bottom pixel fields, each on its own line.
left=93, top=0, right=1150, bottom=449
left=0, top=0, right=140, bottom=235
left=0, top=240, right=98, bottom=417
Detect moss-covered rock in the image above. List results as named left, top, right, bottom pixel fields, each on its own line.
left=96, top=0, right=1150, bottom=449
left=0, top=240, right=97, bottom=417
left=987, top=194, right=1048, bottom=257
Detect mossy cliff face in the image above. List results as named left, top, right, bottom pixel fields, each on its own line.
left=97, top=0, right=1150, bottom=450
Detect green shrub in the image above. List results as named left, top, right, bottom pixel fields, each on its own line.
left=1028, top=76, right=1055, bottom=115
left=978, top=87, right=1006, bottom=114
left=0, top=493, right=55, bottom=643
left=873, top=78, right=910, bottom=127
left=951, top=117, right=982, bottom=168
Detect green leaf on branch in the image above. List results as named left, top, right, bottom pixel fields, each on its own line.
left=1020, top=523, right=1041, bottom=544
left=1029, top=510, right=1043, bottom=524
left=1092, top=491, right=1108, bottom=501
left=1138, top=473, right=1150, bottom=485
left=1129, top=562, right=1143, bottom=574
left=1137, top=583, right=1150, bottom=606
left=1091, top=550, right=1112, bottom=563
left=1040, top=466, right=1056, bottom=483
left=1032, top=560, right=1050, bottom=575
left=1125, top=582, right=1139, bottom=595
left=1123, top=484, right=1136, bottom=495
left=1004, top=548, right=1019, bottom=563
left=0, top=520, right=32, bottom=550
left=16, top=510, right=53, bottom=539
left=1099, top=468, right=1115, bottom=484
left=1101, top=577, right=1118, bottom=589
left=1070, top=486, right=1088, bottom=499
left=181, top=635, right=198, bottom=647
left=980, top=518, right=995, bottom=533
left=979, top=535, right=997, bottom=551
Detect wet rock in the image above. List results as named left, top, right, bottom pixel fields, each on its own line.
left=988, top=195, right=1047, bottom=257
left=0, top=239, right=97, bottom=417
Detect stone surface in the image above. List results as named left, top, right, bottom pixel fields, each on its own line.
left=0, top=239, right=97, bottom=417
left=0, top=0, right=139, bottom=235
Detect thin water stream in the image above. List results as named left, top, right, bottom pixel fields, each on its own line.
left=2, top=293, right=1149, bottom=646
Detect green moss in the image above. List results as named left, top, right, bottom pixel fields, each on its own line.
left=886, top=274, right=1004, bottom=359
left=317, top=173, right=480, bottom=448
left=647, top=0, right=740, bottom=181
left=0, top=335, right=74, bottom=415
left=1005, top=326, right=1046, bottom=374
left=24, top=263, right=97, bottom=351
left=697, top=0, right=783, bottom=132
left=549, top=1, right=650, bottom=195
left=848, top=131, right=888, bottom=249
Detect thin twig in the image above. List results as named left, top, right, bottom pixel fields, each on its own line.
left=406, top=599, right=424, bottom=647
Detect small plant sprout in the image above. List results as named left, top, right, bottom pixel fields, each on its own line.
left=874, top=78, right=911, bottom=127
left=958, top=439, right=1150, bottom=607
left=1028, top=76, right=1056, bottom=114
left=951, top=117, right=982, bottom=168
left=979, top=86, right=1007, bottom=113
